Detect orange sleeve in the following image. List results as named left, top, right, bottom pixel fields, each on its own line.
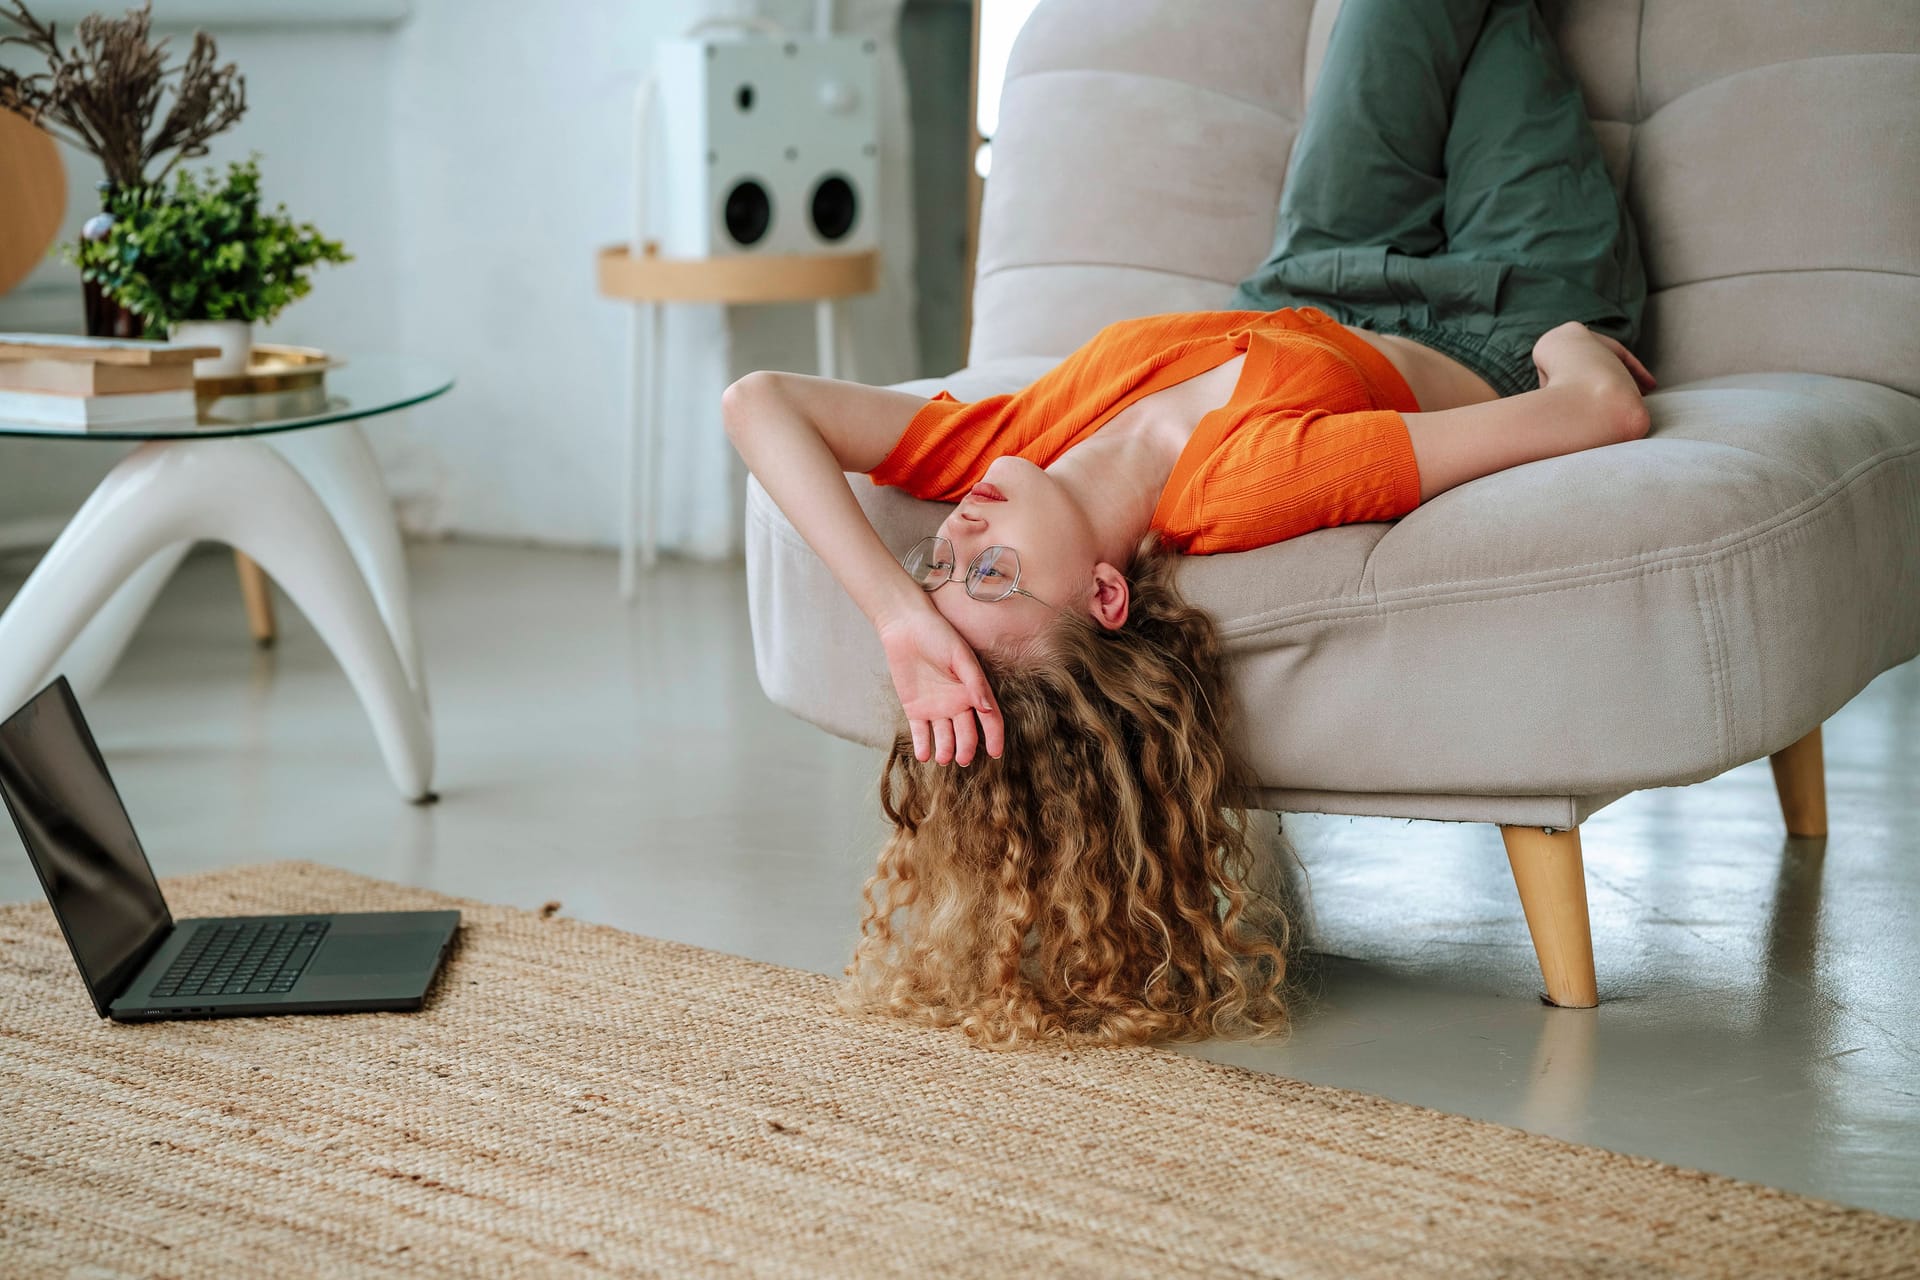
left=865, top=310, right=1262, bottom=501
left=1152, top=406, right=1424, bottom=555
left=865, top=390, right=1019, bottom=502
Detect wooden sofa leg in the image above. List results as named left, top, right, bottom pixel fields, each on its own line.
left=1768, top=724, right=1827, bottom=837
left=1497, top=824, right=1600, bottom=1008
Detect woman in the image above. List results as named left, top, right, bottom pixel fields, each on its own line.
left=723, top=0, right=1652, bottom=1049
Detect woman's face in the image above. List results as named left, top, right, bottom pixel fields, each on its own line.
left=929, top=455, right=1118, bottom=655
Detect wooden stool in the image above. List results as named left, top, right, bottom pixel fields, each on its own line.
left=595, top=242, right=879, bottom=597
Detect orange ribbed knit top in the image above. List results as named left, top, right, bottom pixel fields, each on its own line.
left=867, top=306, right=1426, bottom=555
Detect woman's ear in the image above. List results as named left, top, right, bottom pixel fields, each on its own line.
left=1088, top=562, right=1130, bottom=630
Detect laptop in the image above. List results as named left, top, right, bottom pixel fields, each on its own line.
left=0, top=676, right=459, bottom=1023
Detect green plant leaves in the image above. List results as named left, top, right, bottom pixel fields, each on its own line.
left=60, top=154, right=350, bottom=327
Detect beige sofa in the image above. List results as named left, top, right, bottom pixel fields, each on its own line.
left=745, top=0, right=1920, bottom=1007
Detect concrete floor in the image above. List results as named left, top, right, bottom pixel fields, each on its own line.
left=2, top=540, right=1915, bottom=1222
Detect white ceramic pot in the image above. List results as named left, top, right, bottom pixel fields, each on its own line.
left=171, top=319, right=254, bottom=378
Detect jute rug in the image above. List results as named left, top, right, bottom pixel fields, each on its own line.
left=0, top=862, right=1912, bottom=1278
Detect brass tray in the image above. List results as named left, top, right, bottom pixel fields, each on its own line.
left=195, top=344, right=344, bottom=398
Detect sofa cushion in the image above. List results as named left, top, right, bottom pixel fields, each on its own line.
left=747, top=368, right=1920, bottom=800
left=969, top=0, right=1920, bottom=400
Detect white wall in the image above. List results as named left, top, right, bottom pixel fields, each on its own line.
left=0, top=13, right=403, bottom=547
left=0, top=0, right=921, bottom=560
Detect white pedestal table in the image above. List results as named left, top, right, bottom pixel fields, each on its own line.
left=0, top=355, right=450, bottom=801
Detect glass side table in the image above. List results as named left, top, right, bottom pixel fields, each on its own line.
left=0, top=354, right=452, bottom=801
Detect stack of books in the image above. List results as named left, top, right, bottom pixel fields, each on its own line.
left=0, top=333, right=220, bottom=430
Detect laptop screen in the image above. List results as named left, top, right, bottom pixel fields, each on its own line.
left=0, top=678, right=170, bottom=1013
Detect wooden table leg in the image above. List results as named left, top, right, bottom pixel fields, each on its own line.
left=234, top=549, right=275, bottom=647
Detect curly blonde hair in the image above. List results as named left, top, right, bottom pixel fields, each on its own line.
left=840, top=533, right=1303, bottom=1049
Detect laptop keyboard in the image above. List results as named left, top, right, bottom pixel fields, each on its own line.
left=151, top=920, right=330, bottom=998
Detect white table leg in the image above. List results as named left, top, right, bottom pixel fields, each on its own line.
left=838, top=301, right=856, bottom=384
left=271, top=422, right=431, bottom=717
left=815, top=297, right=837, bottom=381
left=621, top=299, right=663, bottom=597
left=642, top=299, right=662, bottom=573
left=36, top=541, right=194, bottom=703
left=620, top=302, right=642, bottom=600
left=0, top=438, right=434, bottom=801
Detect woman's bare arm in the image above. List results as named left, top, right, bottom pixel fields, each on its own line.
left=727, top=370, right=933, bottom=473
left=1402, top=322, right=1653, bottom=502
left=721, top=370, right=1005, bottom=765
left=722, top=370, right=931, bottom=625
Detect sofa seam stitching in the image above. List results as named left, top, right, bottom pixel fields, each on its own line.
left=975, top=259, right=1240, bottom=288
left=1652, top=265, right=1920, bottom=293
left=1632, top=0, right=1646, bottom=126
left=1402, top=437, right=1915, bottom=587
left=1249, top=791, right=1597, bottom=823
left=1218, top=440, right=1918, bottom=632
left=1624, top=0, right=1645, bottom=212
left=1693, top=563, right=1730, bottom=775
left=1637, top=49, right=1920, bottom=123
left=1218, top=556, right=1695, bottom=640
left=976, top=259, right=1918, bottom=298
left=1712, top=561, right=1737, bottom=771
left=1216, top=450, right=1915, bottom=639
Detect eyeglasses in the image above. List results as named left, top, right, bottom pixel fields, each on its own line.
left=901, top=536, right=1056, bottom=610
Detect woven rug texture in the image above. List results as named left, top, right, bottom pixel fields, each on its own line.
left=0, top=861, right=1913, bottom=1279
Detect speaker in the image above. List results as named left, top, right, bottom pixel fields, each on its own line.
left=651, top=32, right=880, bottom=259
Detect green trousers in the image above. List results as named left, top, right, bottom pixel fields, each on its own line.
left=1228, top=0, right=1645, bottom=399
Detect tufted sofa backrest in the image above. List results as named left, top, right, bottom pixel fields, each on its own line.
left=969, top=0, right=1920, bottom=398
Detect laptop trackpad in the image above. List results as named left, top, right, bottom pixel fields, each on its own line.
left=308, top=931, right=443, bottom=977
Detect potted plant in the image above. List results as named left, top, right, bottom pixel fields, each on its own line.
left=65, top=157, right=351, bottom=375
left=0, top=0, right=246, bottom=337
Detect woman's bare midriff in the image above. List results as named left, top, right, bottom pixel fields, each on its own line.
left=1106, top=320, right=1508, bottom=450
left=1341, top=326, right=1505, bottom=411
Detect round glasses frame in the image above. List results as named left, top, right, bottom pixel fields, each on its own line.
left=901, top=536, right=1055, bottom=610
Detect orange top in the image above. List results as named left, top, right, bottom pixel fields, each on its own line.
left=868, top=306, right=1425, bottom=555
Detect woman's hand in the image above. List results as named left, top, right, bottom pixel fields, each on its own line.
left=876, top=606, right=1004, bottom=766
left=1588, top=331, right=1656, bottom=393
left=1532, top=321, right=1656, bottom=395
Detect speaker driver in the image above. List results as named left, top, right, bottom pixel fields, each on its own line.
left=809, top=173, right=858, bottom=242
left=723, top=179, right=772, bottom=246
